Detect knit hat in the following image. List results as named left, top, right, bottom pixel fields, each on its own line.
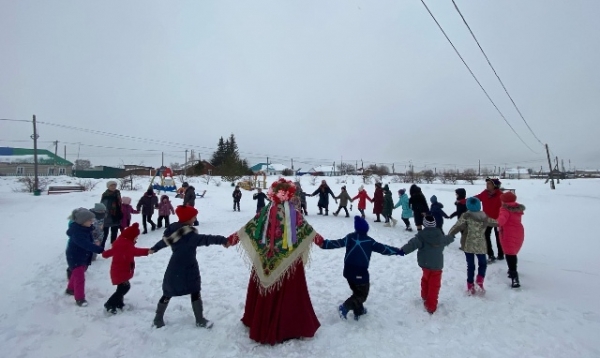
left=122, top=196, right=131, bottom=205
left=358, top=185, right=364, bottom=191
left=466, top=197, right=481, bottom=212
left=455, top=188, right=467, bottom=200
left=176, top=205, right=198, bottom=223
left=106, top=180, right=117, bottom=189
left=94, top=203, right=106, bottom=212
left=486, top=177, right=502, bottom=189
left=71, top=208, right=95, bottom=225
left=120, top=223, right=140, bottom=241
left=430, top=195, right=438, bottom=203
left=383, top=184, right=390, bottom=192
left=399, top=188, right=406, bottom=195
left=423, top=215, right=437, bottom=228
left=354, top=215, right=369, bottom=234
left=341, top=186, right=346, bottom=190
left=501, top=191, right=517, bottom=203
left=182, top=182, right=189, bottom=188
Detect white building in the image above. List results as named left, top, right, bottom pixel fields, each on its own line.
left=250, top=163, right=290, bottom=176
left=504, top=168, right=530, bottom=179
left=308, top=165, right=336, bottom=176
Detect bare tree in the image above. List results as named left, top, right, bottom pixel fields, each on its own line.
left=481, top=167, right=492, bottom=177
left=459, top=168, right=478, bottom=185
left=74, top=159, right=92, bottom=170
left=422, top=170, right=436, bottom=184
left=443, top=170, right=458, bottom=185
left=170, top=162, right=182, bottom=171
left=75, top=179, right=99, bottom=191
left=362, top=170, right=373, bottom=184
left=14, top=176, right=49, bottom=193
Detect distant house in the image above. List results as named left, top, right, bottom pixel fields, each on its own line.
left=308, top=165, right=336, bottom=176
left=504, top=168, right=530, bottom=180
left=0, top=147, right=73, bottom=176
left=178, top=160, right=216, bottom=176
left=74, top=166, right=127, bottom=179
left=250, top=163, right=290, bottom=176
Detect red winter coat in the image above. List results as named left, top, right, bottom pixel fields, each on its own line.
left=352, top=190, right=372, bottom=210
left=475, top=189, right=503, bottom=219
left=372, top=187, right=384, bottom=214
left=497, top=202, right=525, bottom=255
left=102, top=237, right=150, bottom=285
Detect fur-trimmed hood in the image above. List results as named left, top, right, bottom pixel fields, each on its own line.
left=502, top=202, right=525, bottom=213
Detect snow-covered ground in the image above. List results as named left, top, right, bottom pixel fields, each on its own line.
left=1, top=176, right=599, bottom=358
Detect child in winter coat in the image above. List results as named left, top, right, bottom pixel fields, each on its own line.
left=294, top=182, right=308, bottom=215
left=372, top=183, right=384, bottom=222
left=448, top=197, right=498, bottom=295
left=315, top=216, right=401, bottom=320
left=120, top=197, right=139, bottom=231
left=398, top=215, right=454, bottom=314
left=352, top=185, right=372, bottom=219
left=137, top=189, right=159, bottom=234
left=429, top=195, right=449, bottom=233
left=382, top=184, right=397, bottom=227
left=102, top=223, right=152, bottom=314
left=157, top=195, right=175, bottom=229
left=253, top=188, right=270, bottom=214
left=334, top=186, right=352, bottom=217
left=232, top=186, right=242, bottom=212
left=409, top=185, right=429, bottom=231
left=497, top=192, right=525, bottom=288
left=90, top=203, right=106, bottom=261
left=394, top=189, right=413, bottom=231
left=150, top=206, right=237, bottom=329
left=449, top=188, right=467, bottom=220
left=65, top=208, right=105, bottom=306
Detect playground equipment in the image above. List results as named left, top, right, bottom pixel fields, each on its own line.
left=238, top=172, right=267, bottom=191
left=150, top=167, right=177, bottom=193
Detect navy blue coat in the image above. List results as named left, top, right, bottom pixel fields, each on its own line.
left=430, top=202, right=449, bottom=228
left=65, top=222, right=104, bottom=269
left=321, top=232, right=399, bottom=284
left=312, top=185, right=336, bottom=208
left=151, top=223, right=227, bottom=297
left=253, top=192, right=268, bottom=209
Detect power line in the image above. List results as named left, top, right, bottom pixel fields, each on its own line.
left=419, top=0, right=537, bottom=153
left=451, top=0, right=544, bottom=146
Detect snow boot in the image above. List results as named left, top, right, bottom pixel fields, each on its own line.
left=510, top=271, right=521, bottom=288
left=76, top=299, right=88, bottom=307
left=142, top=230, right=148, bottom=235
left=192, top=300, right=213, bottom=329
left=333, top=212, right=339, bottom=217
left=104, top=303, right=117, bottom=315
left=153, top=302, right=168, bottom=328
left=354, top=307, right=368, bottom=321
left=466, top=283, right=476, bottom=296
left=497, top=254, right=505, bottom=261
left=476, top=275, right=486, bottom=294
left=405, top=226, right=413, bottom=232
left=338, top=304, right=349, bottom=320
left=487, top=255, right=497, bottom=263
left=65, top=288, right=74, bottom=296
left=383, top=222, right=391, bottom=227
left=391, top=219, right=398, bottom=227
left=317, top=208, right=323, bottom=215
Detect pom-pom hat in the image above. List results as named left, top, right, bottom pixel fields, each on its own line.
left=121, top=223, right=140, bottom=241
left=354, top=216, right=369, bottom=233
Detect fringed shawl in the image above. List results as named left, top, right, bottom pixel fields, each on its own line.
left=236, top=202, right=317, bottom=294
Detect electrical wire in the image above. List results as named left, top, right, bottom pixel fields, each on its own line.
left=451, top=0, right=544, bottom=146
left=419, top=0, right=537, bottom=153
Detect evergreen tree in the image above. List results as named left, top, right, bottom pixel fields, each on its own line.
left=211, top=137, right=227, bottom=167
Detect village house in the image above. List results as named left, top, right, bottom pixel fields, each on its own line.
left=0, top=147, right=73, bottom=176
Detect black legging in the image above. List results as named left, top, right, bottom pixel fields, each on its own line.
left=102, top=226, right=119, bottom=247
left=401, top=218, right=411, bottom=228
left=506, top=255, right=518, bottom=272
left=142, top=214, right=156, bottom=232
left=335, top=206, right=349, bottom=216
left=485, top=227, right=504, bottom=258
left=105, top=281, right=131, bottom=309
left=159, top=292, right=200, bottom=304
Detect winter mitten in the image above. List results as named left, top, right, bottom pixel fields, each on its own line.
left=313, top=234, right=324, bottom=247
left=397, top=249, right=405, bottom=256
left=226, top=233, right=240, bottom=247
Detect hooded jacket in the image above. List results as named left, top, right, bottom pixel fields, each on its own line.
left=394, top=193, right=413, bottom=219
left=497, top=202, right=525, bottom=255
left=137, top=192, right=159, bottom=216
left=399, top=227, right=454, bottom=270
left=158, top=195, right=175, bottom=217
left=312, top=184, right=336, bottom=207
left=448, top=211, right=497, bottom=254
left=352, top=190, right=372, bottom=210
left=336, top=189, right=352, bottom=207
left=382, top=188, right=394, bottom=217
left=372, top=185, right=384, bottom=214
left=429, top=197, right=448, bottom=228
left=65, top=222, right=104, bottom=268
left=408, top=185, right=429, bottom=214
left=102, top=236, right=149, bottom=285
left=183, top=186, right=196, bottom=207
left=450, top=188, right=468, bottom=219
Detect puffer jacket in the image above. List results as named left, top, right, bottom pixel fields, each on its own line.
left=394, top=193, right=413, bottom=219
left=448, top=211, right=497, bottom=254
left=399, top=227, right=454, bottom=270
left=497, top=202, right=525, bottom=255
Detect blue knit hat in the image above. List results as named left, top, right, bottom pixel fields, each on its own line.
left=354, top=216, right=369, bottom=233
left=430, top=195, right=438, bottom=203
left=466, top=197, right=481, bottom=212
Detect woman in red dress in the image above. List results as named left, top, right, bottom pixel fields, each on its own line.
left=230, top=178, right=321, bottom=345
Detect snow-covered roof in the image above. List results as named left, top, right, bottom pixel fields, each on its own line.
left=310, top=166, right=335, bottom=173
left=0, top=154, right=52, bottom=163
left=505, top=168, right=529, bottom=174
left=267, top=163, right=288, bottom=171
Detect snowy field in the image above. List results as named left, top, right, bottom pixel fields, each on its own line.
left=1, top=175, right=599, bottom=358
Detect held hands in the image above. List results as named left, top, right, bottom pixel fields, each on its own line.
left=313, top=234, right=324, bottom=247
left=224, top=233, right=240, bottom=248
left=148, top=249, right=154, bottom=255
left=396, top=249, right=405, bottom=256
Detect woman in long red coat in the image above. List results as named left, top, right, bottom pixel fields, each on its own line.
left=352, top=185, right=372, bottom=219
left=232, top=178, right=321, bottom=345
left=372, top=183, right=384, bottom=222
left=475, top=178, right=504, bottom=262
left=497, top=191, right=525, bottom=288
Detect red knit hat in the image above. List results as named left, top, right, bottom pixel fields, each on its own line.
left=176, top=205, right=198, bottom=223
left=121, top=223, right=140, bottom=241
left=500, top=191, right=517, bottom=203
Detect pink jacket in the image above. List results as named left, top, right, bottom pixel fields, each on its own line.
left=120, top=204, right=139, bottom=228
left=158, top=195, right=175, bottom=217
left=497, top=202, right=525, bottom=255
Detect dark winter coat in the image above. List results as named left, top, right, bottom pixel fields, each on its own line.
left=408, top=185, right=429, bottom=215
left=321, top=232, right=399, bottom=284
left=399, top=227, right=454, bottom=270
left=137, top=192, right=159, bottom=216
left=151, top=223, right=227, bottom=297
left=65, top=222, right=104, bottom=269
left=102, top=238, right=149, bottom=285
left=382, top=190, right=394, bottom=217
left=336, top=190, right=352, bottom=207
left=312, top=185, right=336, bottom=208
left=233, top=188, right=242, bottom=201
left=183, top=186, right=196, bottom=207
left=158, top=195, right=175, bottom=217
left=449, top=188, right=467, bottom=219
left=101, top=189, right=122, bottom=227
left=372, top=186, right=384, bottom=215
left=429, top=202, right=449, bottom=228
left=253, top=192, right=269, bottom=209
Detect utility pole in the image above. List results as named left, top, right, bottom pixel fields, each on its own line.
left=161, top=152, right=164, bottom=167
left=64, top=145, right=66, bottom=161
left=291, top=158, right=294, bottom=171
left=185, top=150, right=188, bottom=176
left=545, top=144, right=555, bottom=189
left=53, top=140, right=59, bottom=166
left=478, top=160, right=481, bottom=176
left=31, top=115, right=39, bottom=194
left=555, top=156, right=561, bottom=184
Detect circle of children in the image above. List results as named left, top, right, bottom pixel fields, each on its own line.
left=65, top=176, right=525, bottom=329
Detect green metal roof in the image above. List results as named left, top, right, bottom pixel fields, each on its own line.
left=0, top=147, right=73, bottom=166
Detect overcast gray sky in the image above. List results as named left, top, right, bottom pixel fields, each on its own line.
left=1, top=0, right=599, bottom=171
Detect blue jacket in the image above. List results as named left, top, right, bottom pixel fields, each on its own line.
left=65, top=222, right=104, bottom=269
left=394, top=194, right=413, bottom=219
left=321, top=232, right=399, bottom=284
left=151, top=223, right=227, bottom=297
left=430, top=202, right=449, bottom=228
